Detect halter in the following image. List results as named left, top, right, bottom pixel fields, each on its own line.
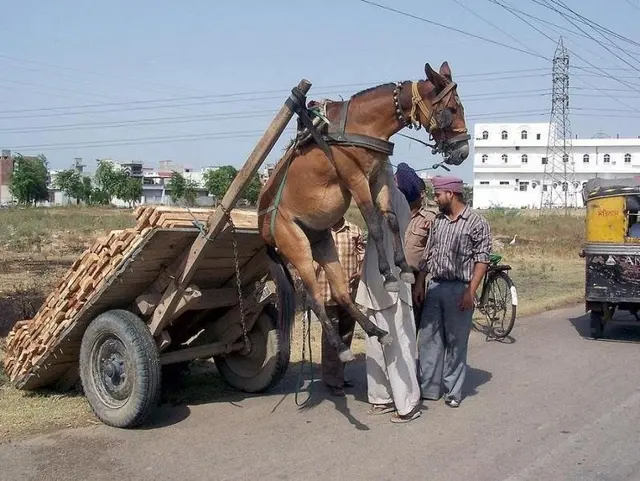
left=392, top=80, right=470, bottom=157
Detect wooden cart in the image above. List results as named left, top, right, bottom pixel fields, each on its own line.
left=3, top=79, right=312, bottom=428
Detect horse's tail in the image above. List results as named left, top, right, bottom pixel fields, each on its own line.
left=266, top=245, right=296, bottom=375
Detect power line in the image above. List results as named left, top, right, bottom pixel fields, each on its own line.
left=488, top=0, right=640, bottom=114
left=532, top=0, right=640, bottom=73
left=449, top=0, right=544, bottom=58
left=356, top=0, right=549, bottom=60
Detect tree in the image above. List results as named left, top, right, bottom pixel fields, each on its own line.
left=10, top=154, right=49, bottom=205
left=117, top=177, right=143, bottom=207
left=203, top=166, right=237, bottom=200
left=94, top=161, right=121, bottom=199
left=54, top=169, right=84, bottom=204
left=464, top=185, right=474, bottom=207
left=183, top=178, right=199, bottom=206
left=243, top=173, right=263, bottom=205
left=80, top=176, right=94, bottom=204
left=167, top=172, right=186, bottom=204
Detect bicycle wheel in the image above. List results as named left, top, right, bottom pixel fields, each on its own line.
left=481, top=271, right=518, bottom=339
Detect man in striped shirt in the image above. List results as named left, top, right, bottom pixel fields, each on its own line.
left=314, top=217, right=366, bottom=397
left=413, top=175, right=492, bottom=407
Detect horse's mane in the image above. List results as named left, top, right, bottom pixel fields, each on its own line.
left=351, top=82, right=396, bottom=99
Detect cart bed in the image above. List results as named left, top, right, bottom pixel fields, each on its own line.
left=3, top=206, right=269, bottom=390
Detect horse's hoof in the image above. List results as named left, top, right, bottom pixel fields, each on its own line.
left=379, top=333, right=392, bottom=346
left=339, top=349, right=355, bottom=363
left=400, top=271, right=415, bottom=284
left=384, top=276, right=400, bottom=292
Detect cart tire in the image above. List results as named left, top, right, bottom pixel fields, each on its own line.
left=590, top=311, right=604, bottom=339
left=79, top=309, right=161, bottom=428
left=215, top=304, right=286, bottom=393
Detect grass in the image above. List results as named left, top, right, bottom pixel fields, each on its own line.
left=0, top=204, right=586, bottom=441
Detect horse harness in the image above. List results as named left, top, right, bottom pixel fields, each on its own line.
left=259, top=80, right=467, bottom=238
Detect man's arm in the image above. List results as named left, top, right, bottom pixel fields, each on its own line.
left=460, top=216, right=492, bottom=310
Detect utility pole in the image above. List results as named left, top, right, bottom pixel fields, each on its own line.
left=540, top=37, right=576, bottom=214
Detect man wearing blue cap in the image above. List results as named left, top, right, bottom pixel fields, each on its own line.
left=394, top=163, right=438, bottom=329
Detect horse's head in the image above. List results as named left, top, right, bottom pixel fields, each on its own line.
left=396, top=62, right=470, bottom=166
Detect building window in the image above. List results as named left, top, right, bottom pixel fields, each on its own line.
left=562, top=154, right=569, bottom=163
left=502, top=154, right=508, bottom=163
left=625, top=153, right=632, bottom=163
left=536, top=133, right=541, bottom=140
left=542, top=157, right=548, bottom=164
left=501, top=130, right=508, bottom=140
left=499, top=181, right=510, bottom=185
left=521, top=130, right=528, bottom=140
left=562, top=182, right=568, bottom=191
left=604, top=154, right=610, bottom=163
left=543, top=184, right=548, bottom=191
left=482, top=131, right=488, bottom=140
left=480, top=181, right=489, bottom=185
left=583, top=154, right=589, bottom=163
left=521, top=154, right=528, bottom=164
left=481, top=154, right=488, bottom=163
left=519, top=181, right=529, bottom=191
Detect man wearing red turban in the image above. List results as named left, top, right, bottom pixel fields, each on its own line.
left=413, top=175, right=492, bottom=408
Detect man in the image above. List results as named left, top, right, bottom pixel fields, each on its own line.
left=394, top=162, right=438, bottom=329
left=315, top=217, right=366, bottom=397
left=413, top=175, right=492, bottom=408
left=356, top=168, right=422, bottom=423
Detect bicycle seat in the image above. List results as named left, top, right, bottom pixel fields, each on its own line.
left=489, top=253, right=503, bottom=264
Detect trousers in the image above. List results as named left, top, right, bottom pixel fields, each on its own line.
left=418, top=279, right=474, bottom=402
left=321, top=305, right=356, bottom=388
left=365, top=298, right=420, bottom=416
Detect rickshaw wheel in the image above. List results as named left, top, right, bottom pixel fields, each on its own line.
left=590, top=311, right=604, bottom=339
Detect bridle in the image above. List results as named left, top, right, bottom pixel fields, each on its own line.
left=392, top=80, right=470, bottom=159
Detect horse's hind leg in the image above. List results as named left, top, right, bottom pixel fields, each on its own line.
left=346, top=174, right=399, bottom=292
left=274, top=218, right=355, bottom=362
left=312, top=232, right=391, bottom=346
left=371, top=167, right=414, bottom=286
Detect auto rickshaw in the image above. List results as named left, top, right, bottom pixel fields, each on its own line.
left=581, top=177, right=640, bottom=338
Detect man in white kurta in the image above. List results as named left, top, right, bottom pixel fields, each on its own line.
left=355, top=179, right=422, bottom=423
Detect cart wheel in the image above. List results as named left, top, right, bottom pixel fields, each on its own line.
left=215, top=304, right=287, bottom=393
left=590, top=311, right=604, bottom=339
left=79, top=309, right=161, bottom=428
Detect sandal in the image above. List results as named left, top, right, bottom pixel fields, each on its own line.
left=367, top=403, right=395, bottom=415
left=390, top=406, right=422, bottom=423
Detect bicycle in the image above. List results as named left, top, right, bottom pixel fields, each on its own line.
left=474, top=253, right=518, bottom=341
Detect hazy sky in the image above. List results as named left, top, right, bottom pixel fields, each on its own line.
left=2, top=0, right=640, bottom=182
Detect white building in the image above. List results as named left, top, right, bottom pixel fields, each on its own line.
left=472, top=122, right=640, bottom=209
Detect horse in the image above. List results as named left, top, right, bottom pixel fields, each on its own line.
left=258, top=61, right=469, bottom=363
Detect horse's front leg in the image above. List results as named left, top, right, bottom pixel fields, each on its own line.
left=371, top=166, right=415, bottom=287
left=345, top=173, right=400, bottom=292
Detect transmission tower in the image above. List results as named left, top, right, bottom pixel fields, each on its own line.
left=540, top=37, right=577, bottom=212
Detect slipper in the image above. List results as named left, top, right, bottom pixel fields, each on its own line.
left=390, top=407, right=422, bottom=423
left=367, top=403, right=395, bottom=415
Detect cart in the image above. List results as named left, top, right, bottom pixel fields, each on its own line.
left=3, top=79, right=312, bottom=428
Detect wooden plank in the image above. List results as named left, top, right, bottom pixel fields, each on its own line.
left=147, top=79, right=311, bottom=336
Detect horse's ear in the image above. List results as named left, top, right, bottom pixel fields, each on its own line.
left=439, top=61, right=452, bottom=81
left=425, top=62, right=447, bottom=91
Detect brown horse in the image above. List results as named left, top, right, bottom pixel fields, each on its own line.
left=258, top=62, right=469, bottom=362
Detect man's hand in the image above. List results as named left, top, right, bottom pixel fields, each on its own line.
left=458, top=287, right=475, bottom=311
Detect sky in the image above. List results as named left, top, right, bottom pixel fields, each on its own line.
left=2, top=0, right=640, bottom=183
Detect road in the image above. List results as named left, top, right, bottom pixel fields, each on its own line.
left=2, top=304, right=640, bottom=481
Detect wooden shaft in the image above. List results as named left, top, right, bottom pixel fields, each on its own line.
left=148, top=78, right=312, bottom=335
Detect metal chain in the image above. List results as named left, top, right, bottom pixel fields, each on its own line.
left=219, top=205, right=249, bottom=349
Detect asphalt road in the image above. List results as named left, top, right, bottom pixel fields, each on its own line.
left=2, top=304, right=640, bottom=481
